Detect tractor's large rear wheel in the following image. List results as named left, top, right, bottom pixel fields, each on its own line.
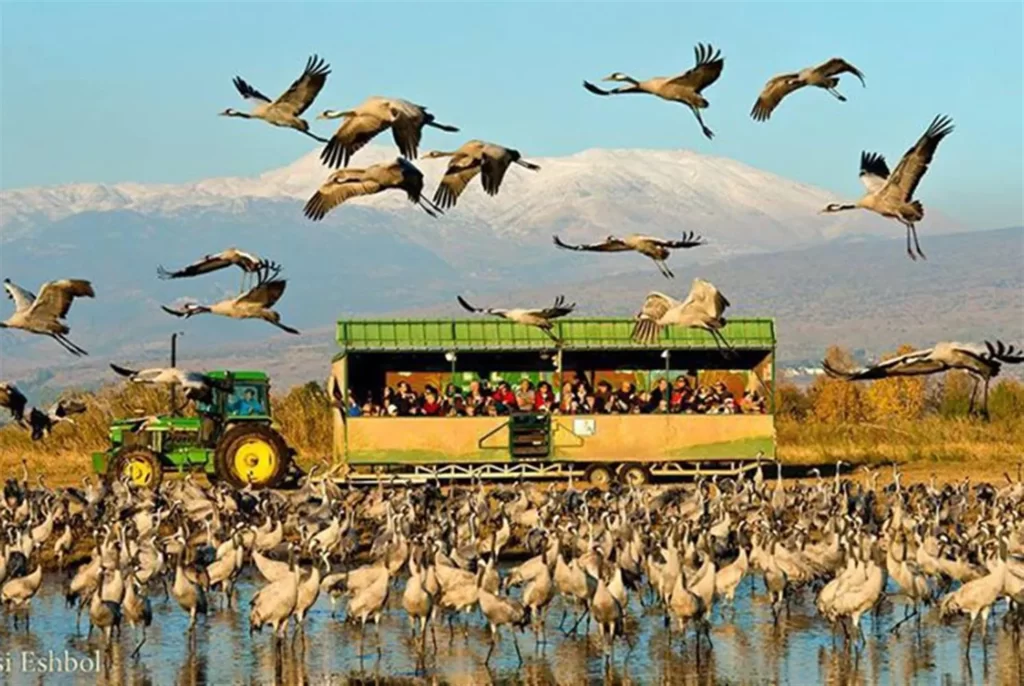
left=215, top=424, right=290, bottom=490
left=112, top=447, right=163, bottom=490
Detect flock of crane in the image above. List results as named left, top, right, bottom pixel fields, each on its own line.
left=2, top=46, right=1019, bottom=418
left=2, top=46, right=1018, bottom=410
left=0, top=41, right=1021, bottom=676
left=0, top=461, right=1022, bottom=672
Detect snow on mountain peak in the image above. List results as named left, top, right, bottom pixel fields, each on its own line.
left=0, top=144, right=961, bottom=251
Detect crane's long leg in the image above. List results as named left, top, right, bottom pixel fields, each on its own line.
left=50, top=334, right=80, bottom=356
left=688, top=105, right=715, bottom=140
left=299, top=129, right=330, bottom=144
left=132, top=627, right=147, bottom=659
left=710, top=329, right=737, bottom=359
left=982, top=377, right=991, bottom=421
left=417, top=197, right=444, bottom=218
left=62, top=335, right=89, bottom=355
left=656, top=260, right=674, bottom=278
left=904, top=225, right=917, bottom=260
left=827, top=88, right=847, bottom=102
left=51, top=334, right=83, bottom=356
left=967, top=377, right=979, bottom=416
left=910, top=224, right=927, bottom=260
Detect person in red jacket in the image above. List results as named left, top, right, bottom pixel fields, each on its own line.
left=492, top=380, right=516, bottom=410
left=421, top=389, right=443, bottom=416
left=534, top=381, right=555, bottom=412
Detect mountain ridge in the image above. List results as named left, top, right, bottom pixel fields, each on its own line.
left=1, top=145, right=964, bottom=254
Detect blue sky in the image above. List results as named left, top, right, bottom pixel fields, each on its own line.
left=1, top=2, right=1021, bottom=228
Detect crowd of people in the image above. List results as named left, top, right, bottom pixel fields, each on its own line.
left=346, top=375, right=767, bottom=418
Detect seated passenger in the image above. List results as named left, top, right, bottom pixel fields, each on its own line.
left=422, top=390, right=443, bottom=416
left=534, top=381, right=555, bottom=412
left=515, top=379, right=536, bottom=412
left=492, top=381, right=516, bottom=409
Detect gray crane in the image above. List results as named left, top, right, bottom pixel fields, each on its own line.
left=820, top=115, right=954, bottom=260
left=24, top=397, right=88, bottom=441
left=457, top=294, right=575, bottom=341
left=304, top=158, right=442, bottom=221
left=158, top=248, right=277, bottom=292
left=161, top=263, right=299, bottom=334
left=0, top=382, right=28, bottom=425
left=583, top=43, right=725, bottom=139
left=823, top=340, right=1024, bottom=417
left=420, top=140, right=540, bottom=209
left=631, top=278, right=732, bottom=354
left=751, top=57, right=865, bottom=121
left=110, top=363, right=232, bottom=404
left=1, top=278, right=94, bottom=355
left=220, top=55, right=331, bottom=143
left=553, top=231, right=705, bottom=278
left=317, top=97, right=458, bottom=168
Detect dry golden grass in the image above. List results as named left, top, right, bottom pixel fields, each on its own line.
left=0, top=381, right=334, bottom=487
left=776, top=416, right=1024, bottom=465
left=3, top=382, right=1021, bottom=487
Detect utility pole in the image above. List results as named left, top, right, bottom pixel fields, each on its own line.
left=170, top=332, right=183, bottom=416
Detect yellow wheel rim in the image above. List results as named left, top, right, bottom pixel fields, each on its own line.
left=123, top=457, right=155, bottom=487
left=624, top=468, right=646, bottom=487
left=590, top=468, right=611, bottom=488
left=233, top=438, right=278, bottom=485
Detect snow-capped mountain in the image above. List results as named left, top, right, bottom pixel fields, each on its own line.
left=0, top=145, right=962, bottom=256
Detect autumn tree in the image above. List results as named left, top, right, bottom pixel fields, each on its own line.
left=862, top=344, right=927, bottom=421
left=809, top=345, right=865, bottom=423
left=777, top=382, right=812, bottom=420
left=934, top=370, right=975, bottom=417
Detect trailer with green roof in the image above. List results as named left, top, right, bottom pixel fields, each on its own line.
left=327, top=316, right=776, bottom=485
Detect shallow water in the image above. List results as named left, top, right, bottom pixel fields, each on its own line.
left=1, top=571, right=1020, bottom=685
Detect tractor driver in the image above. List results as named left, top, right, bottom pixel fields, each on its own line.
left=230, top=388, right=265, bottom=416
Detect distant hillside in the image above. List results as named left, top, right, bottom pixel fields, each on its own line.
left=2, top=227, right=1019, bottom=402
left=419, top=226, right=1024, bottom=367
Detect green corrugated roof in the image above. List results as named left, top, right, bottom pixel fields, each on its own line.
left=337, top=318, right=775, bottom=353
left=207, top=370, right=270, bottom=381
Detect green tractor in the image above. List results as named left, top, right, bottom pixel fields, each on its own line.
left=92, top=370, right=295, bottom=490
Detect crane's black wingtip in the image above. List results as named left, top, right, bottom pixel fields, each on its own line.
left=109, top=363, right=136, bottom=377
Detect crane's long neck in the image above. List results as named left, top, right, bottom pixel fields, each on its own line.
left=825, top=203, right=858, bottom=213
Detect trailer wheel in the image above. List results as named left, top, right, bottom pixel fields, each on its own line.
left=112, top=447, right=163, bottom=490
left=215, top=424, right=290, bottom=490
left=620, top=464, right=649, bottom=487
left=586, top=464, right=614, bottom=490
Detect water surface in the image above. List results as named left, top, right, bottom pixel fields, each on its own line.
left=1, top=572, right=1019, bottom=685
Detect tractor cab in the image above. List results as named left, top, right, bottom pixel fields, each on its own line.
left=93, top=369, right=294, bottom=490
left=197, top=371, right=272, bottom=422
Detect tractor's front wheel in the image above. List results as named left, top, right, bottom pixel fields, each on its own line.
left=112, top=447, right=163, bottom=490
left=215, top=424, right=290, bottom=490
